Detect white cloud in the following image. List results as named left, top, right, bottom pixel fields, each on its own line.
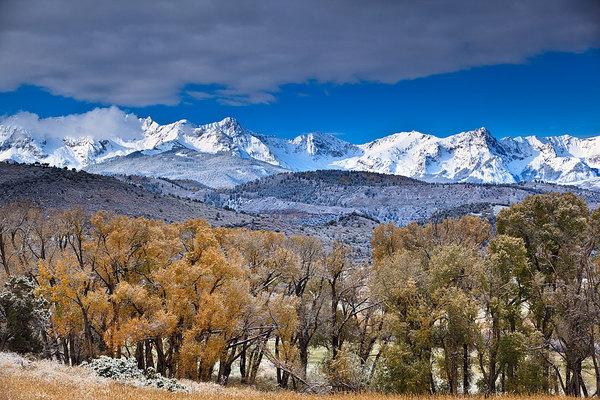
left=1, top=107, right=144, bottom=140
left=0, top=0, right=598, bottom=106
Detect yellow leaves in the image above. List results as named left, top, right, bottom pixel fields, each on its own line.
left=428, top=244, right=480, bottom=294
left=29, top=208, right=333, bottom=383
left=269, top=294, right=299, bottom=341
left=113, top=282, right=153, bottom=310
left=178, top=338, right=201, bottom=379
left=372, top=216, right=490, bottom=272
left=269, top=294, right=300, bottom=366
left=325, top=242, right=352, bottom=277
left=179, top=219, right=218, bottom=261
left=111, top=310, right=177, bottom=348
left=372, top=251, right=423, bottom=310
left=112, top=317, right=150, bottom=347
left=198, top=246, right=238, bottom=280
left=372, top=223, right=403, bottom=264
left=86, top=287, right=112, bottom=316
left=269, top=247, right=301, bottom=279
left=36, top=261, right=53, bottom=297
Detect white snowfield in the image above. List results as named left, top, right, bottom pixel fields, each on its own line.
left=1, top=109, right=599, bottom=189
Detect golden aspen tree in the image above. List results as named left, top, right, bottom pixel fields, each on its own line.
left=154, top=220, right=250, bottom=381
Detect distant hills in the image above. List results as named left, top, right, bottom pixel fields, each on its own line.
left=3, top=163, right=600, bottom=258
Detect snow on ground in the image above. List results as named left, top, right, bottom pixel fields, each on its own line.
left=0, top=352, right=252, bottom=396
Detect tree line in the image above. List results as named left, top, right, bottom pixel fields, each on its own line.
left=1, top=192, right=599, bottom=396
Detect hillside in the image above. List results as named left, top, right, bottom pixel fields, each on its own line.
left=212, top=170, right=600, bottom=226
left=0, top=162, right=250, bottom=225
left=4, top=163, right=600, bottom=258
left=86, top=148, right=287, bottom=189
left=0, top=163, right=378, bottom=257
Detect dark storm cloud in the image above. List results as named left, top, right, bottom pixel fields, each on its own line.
left=0, top=0, right=598, bottom=106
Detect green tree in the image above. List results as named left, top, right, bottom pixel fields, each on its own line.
left=0, top=275, right=49, bottom=354
left=497, top=193, right=600, bottom=396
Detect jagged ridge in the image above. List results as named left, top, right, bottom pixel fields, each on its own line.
left=1, top=114, right=599, bottom=189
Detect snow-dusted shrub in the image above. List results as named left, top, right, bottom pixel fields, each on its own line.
left=82, top=356, right=186, bottom=392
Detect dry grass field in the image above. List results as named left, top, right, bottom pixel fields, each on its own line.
left=0, top=352, right=564, bottom=400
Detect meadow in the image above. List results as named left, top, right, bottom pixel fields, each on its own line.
left=0, top=352, right=564, bottom=400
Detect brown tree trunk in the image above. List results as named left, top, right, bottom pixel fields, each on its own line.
left=463, top=343, right=470, bottom=394
left=275, top=336, right=282, bottom=385
left=62, top=337, right=70, bottom=365
left=239, top=345, right=247, bottom=383
left=68, top=334, right=78, bottom=366
left=299, top=336, right=310, bottom=379
left=154, top=337, right=166, bottom=376
left=218, top=356, right=233, bottom=385
left=135, top=341, right=145, bottom=370
left=249, top=343, right=264, bottom=384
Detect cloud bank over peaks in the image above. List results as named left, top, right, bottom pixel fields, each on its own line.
left=1, top=107, right=144, bottom=141
left=0, top=0, right=598, bottom=106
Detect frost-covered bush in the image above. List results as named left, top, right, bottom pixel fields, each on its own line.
left=0, top=275, right=49, bottom=354
left=82, top=356, right=186, bottom=392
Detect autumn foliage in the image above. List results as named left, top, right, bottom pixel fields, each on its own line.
left=1, top=192, right=600, bottom=396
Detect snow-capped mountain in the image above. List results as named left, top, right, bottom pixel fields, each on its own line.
left=1, top=112, right=599, bottom=189
left=259, top=132, right=361, bottom=170
left=335, top=128, right=516, bottom=184
left=335, top=127, right=600, bottom=188
left=136, top=117, right=280, bottom=165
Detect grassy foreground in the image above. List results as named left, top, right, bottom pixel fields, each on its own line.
left=0, top=353, right=562, bottom=400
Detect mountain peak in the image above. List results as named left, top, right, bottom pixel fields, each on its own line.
left=63, top=136, right=95, bottom=147
left=219, top=116, right=238, bottom=124
left=452, top=127, right=497, bottom=146
left=216, top=116, right=242, bottom=130
left=197, top=117, right=247, bottom=139
left=475, top=126, right=491, bottom=135
left=292, top=131, right=338, bottom=143
left=288, top=132, right=357, bottom=158
left=461, top=127, right=492, bottom=137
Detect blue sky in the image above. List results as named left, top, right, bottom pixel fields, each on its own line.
left=1, top=1, right=599, bottom=143
left=2, top=50, right=598, bottom=143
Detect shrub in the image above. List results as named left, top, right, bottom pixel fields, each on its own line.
left=373, top=344, right=432, bottom=394
left=321, top=349, right=366, bottom=392
left=82, top=356, right=187, bottom=392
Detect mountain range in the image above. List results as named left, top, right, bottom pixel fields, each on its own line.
left=1, top=115, right=599, bottom=189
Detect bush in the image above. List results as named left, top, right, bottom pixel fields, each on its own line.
left=82, top=356, right=187, bottom=392
left=0, top=276, right=49, bottom=354
left=321, top=349, right=366, bottom=392
left=373, top=343, right=432, bottom=394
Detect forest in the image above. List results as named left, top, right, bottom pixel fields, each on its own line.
left=1, top=192, right=600, bottom=396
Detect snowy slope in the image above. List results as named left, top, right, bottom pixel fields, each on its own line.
left=0, top=124, right=129, bottom=169
left=335, top=128, right=516, bottom=184
left=260, top=132, right=361, bottom=170
left=501, top=135, right=600, bottom=185
left=86, top=149, right=287, bottom=189
left=1, top=111, right=599, bottom=189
